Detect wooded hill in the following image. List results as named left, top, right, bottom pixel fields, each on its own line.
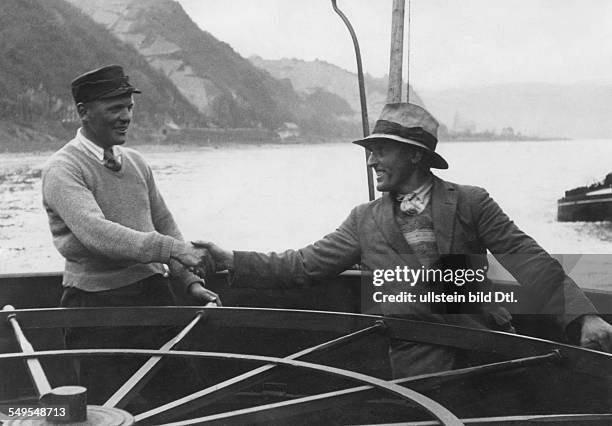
left=0, top=0, right=207, bottom=150
left=1, top=0, right=359, bottom=151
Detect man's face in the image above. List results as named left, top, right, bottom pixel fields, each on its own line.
left=366, top=140, right=419, bottom=193
left=80, top=94, right=134, bottom=148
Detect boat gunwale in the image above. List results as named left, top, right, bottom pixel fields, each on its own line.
left=1, top=306, right=610, bottom=381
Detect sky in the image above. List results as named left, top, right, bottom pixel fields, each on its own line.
left=177, top=0, right=612, bottom=91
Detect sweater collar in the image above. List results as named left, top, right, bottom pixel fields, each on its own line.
left=74, top=128, right=121, bottom=162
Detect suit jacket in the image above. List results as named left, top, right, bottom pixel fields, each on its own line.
left=233, top=176, right=596, bottom=332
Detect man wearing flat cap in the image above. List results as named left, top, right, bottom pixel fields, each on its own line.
left=195, top=103, right=612, bottom=377
left=42, top=65, right=218, bottom=403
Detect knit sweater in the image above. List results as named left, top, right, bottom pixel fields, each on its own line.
left=395, top=201, right=439, bottom=268
left=42, top=135, right=199, bottom=292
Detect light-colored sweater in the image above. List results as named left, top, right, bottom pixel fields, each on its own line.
left=42, top=133, right=199, bottom=292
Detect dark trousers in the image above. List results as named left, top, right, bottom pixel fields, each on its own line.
left=60, top=275, right=202, bottom=410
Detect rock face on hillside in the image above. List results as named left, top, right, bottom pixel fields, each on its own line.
left=0, top=0, right=203, bottom=149
left=2, top=0, right=414, bottom=149
left=249, top=56, right=424, bottom=125
left=66, top=0, right=353, bottom=134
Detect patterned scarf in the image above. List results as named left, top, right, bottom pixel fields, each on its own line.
left=396, top=179, right=433, bottom=215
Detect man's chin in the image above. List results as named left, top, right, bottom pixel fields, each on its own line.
left=113, top=136, right=127, bottom=145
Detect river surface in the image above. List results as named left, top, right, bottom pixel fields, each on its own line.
left=1, top=139, right=611, bottom=289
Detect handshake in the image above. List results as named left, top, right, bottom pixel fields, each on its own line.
left=169, top=241, right=234, bottom=306
left=170, top=240, right=234, bottom=278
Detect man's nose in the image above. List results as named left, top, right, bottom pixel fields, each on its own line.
left=119, top=108, right=132, bottom=121
left=367, top=151, right=377, bottom=167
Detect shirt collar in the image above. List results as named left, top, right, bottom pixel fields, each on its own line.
left=397, top=175, right=434, bottom=203
left=74, top=128, right=120, bottom=162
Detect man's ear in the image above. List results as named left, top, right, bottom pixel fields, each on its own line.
left=76, top=103, right=88, bottom=121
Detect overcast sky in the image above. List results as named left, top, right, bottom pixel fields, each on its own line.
left=177, top=0, right=612, bottom=91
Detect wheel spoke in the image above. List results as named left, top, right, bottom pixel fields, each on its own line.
left=1, top=348, right=464, bottom=425
left=3, top=305, right=52, bottom=397
left=167, top=351, right=561, bottom=425
left=103, top=311, right=205, bottom=408
left=135, top=321, right=386, bottom=423
left=4, top=308, right=610, bottom=425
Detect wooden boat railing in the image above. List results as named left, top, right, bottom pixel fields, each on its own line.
left=1, top=304, right=611, bottom=425
left=1, top=270, right=610, bottom=322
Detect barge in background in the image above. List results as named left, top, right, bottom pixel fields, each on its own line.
left=558, top=172, right=612, bottom=222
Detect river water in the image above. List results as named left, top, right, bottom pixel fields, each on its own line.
left=1, top=139, right=611, bottom=289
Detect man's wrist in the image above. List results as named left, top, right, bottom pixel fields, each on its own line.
left=170, top=240, right=189, bottom=261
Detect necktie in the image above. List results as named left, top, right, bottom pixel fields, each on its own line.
left=103, top=148, right=121, bottom=172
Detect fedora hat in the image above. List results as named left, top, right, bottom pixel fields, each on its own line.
left=353, top=103, right=448, bottom=169
left=71, top=65, right=141, bottom=104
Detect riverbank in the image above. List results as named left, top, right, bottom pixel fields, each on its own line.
left=0, top=119, right=584, bottom=154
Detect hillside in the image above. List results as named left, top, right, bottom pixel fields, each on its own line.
left=249, top=56, right=424, bottom=127
left=0, top=0, right=203, bottom=151
left=66, top=0, right=354, bottom=136
left=248, top=58, right=612, bottom=140
left=420, top=83, right=612, bottom=139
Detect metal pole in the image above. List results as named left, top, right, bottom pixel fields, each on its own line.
left=331, top=0, right=375, bottom=201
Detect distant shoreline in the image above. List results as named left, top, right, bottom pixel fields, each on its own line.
left=2, top=134, right=602, bottom=155
left=441, top=136, right=572, bottom=143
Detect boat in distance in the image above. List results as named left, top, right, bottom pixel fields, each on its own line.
left=557, top=172, right=612, bottom=222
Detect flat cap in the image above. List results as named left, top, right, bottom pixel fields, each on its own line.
left=71, top=65, right=141, bottom=104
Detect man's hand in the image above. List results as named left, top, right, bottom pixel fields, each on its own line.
left=170, top=242, right=216, bottom=278
left=191, top=241, right=234, bottom=271
left=187, top=282, right=222, bottom=307
left=580, top=315, right=612, bottom=352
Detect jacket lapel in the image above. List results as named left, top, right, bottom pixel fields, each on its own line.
left=372, top=193, right=414, bottom=256
left=431, top=176, right=458, bottom=254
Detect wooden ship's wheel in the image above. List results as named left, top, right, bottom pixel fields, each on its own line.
left=2, top=305, right=612, bottom=425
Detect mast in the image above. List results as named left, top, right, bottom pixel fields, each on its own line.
left=387, top=0, right=406, bottom=103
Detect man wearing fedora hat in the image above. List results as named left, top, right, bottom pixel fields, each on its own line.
left=195, top=103, right=612, bottom=376
left=42, top=65, right=218, bottom=403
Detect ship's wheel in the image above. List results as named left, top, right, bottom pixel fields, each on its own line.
left=1, top=305, right=611, bottom=425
